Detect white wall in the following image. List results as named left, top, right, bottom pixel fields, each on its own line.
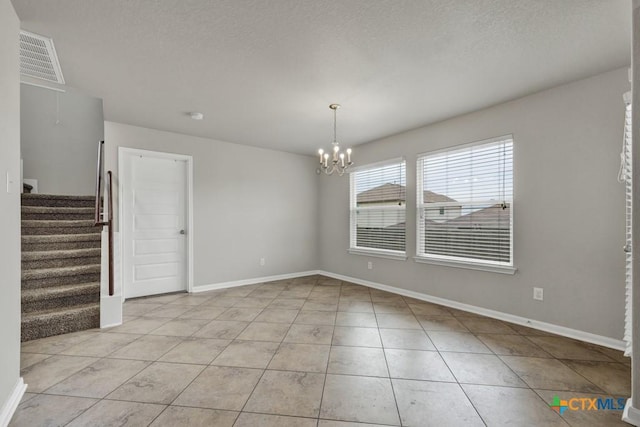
left=104, top=122, right=319, bottom=287
left=319, top=67, right=630, bottom=340
left=0, top=0, right=22, bottom=420
left=21, top=84, right=104, bottom=195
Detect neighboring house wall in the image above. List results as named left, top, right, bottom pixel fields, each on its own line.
left=104, top=122, right=319, bottom=287
left=319, top=67, right=629, bottom=340
left=21, top=84, right=103, bottom=195
left=0, top=0, right=22, bottom=420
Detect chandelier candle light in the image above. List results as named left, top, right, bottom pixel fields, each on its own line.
left=318, top=104, right=353, bottom=176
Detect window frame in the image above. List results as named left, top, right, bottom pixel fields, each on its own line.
left=414, top=135, right=516, bottom=274
left=348, top=157, right=408, bottom=260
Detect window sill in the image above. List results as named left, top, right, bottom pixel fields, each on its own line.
left=348, top=248, right=408, bottom=261
left=413, top=256, right=517, bottom=275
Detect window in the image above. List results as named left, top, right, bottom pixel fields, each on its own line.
left=416, top=136, right=514, bottom=273
left=349, top=159, right=407, bottom=259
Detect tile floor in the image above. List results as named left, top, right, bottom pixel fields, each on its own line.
left=13, top=275, right=631, bottom=426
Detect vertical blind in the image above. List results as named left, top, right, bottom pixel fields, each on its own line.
left=350, top=160, right=406, bottom=253
left=620, top=94, right=632, bottom=357
left=417, top=136, right=513, bottom=265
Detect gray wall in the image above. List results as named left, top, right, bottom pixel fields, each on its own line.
left=0, top=0, right=22, bottom=416
left=104, top=122, right=319, bottom=287
left=319, top=67, right=630, bottom=340
left=21, top=84, right=103, bottom=195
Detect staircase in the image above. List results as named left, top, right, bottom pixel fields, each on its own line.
left=21, top=194, right=101, bottom=341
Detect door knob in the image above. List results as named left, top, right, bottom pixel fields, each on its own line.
left=179, top=229, right=186, bottom=235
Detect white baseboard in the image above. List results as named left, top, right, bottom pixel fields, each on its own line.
left=100, top=295, right=123, bottom=329
left=624, top=399, right=640, bottom=426
left=192, top=270, right=321, bottom=293
left=0, top=378, right=26, bottom=427
left=318, top=270, right=625, bottom=351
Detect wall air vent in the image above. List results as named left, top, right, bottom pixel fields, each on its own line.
left=19, top=30, right=65, bottom=84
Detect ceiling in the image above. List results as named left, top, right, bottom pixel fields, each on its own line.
left=11, top=0, right=631, bottom=155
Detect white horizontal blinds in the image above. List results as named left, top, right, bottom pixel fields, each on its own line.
left=350, top=160, right=406, bottom=253
left=621, top=98, right=632, bottom=357
left=417, top=137, right=513, bottom=265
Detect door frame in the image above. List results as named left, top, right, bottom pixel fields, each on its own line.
left=118, top=147, right=194, bottom=299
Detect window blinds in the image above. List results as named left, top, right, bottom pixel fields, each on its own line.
left=350, top=160, right=406, bottom=253
left=417, top=136, right=513, bottom=265
left=621, top=95, right=632, bottom=357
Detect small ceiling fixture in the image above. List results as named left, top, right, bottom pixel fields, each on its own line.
left=317, top=104, right=353, bottom=176
left=189, top=112, right=204, bottom=120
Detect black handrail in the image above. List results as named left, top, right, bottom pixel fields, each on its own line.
left=94, top=140, right=114, bottom=296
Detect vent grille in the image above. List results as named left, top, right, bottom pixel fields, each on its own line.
left=19, top=30, right=65, bottom=84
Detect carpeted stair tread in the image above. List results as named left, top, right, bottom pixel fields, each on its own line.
left=21, top=303, right=100, bottom=341
left=22, top=219, right=99, bottom=236
left=22, top=248, right=101, bottom=261
left=22, top=219, right=96, bottom=228
left=22, top=233, right=102, bottom=244
left=21, top=194, right=96, bottom=208
left=22, top=264, right=101, bottom=281
left=22, top=282, right=100, bottom=303
left=22, top=206, right=94, bottom=220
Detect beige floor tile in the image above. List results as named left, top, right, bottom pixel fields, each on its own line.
left=235, top=413, right=317, bottom=427
left=9, top=394, right=97, bottom=427
left=339, top=293, right=372, bottom=302
left=45, top=358, right=149, bottom=398
left=66, top=399, right=165, bottom=427
left=233, top=297, right=274, bottom=308
left=269, top=298, right=306, bottom=309
left=302, top=300, right=338, bottom=312
left=173, top=366, right=263, bottom=410
left=21, top=330, right=97, bottom=355
left=169, top=295, right=213, bottom=306
left=219, top=287, right=255, bottom=297
left=319, top=421, right=396, bottom=427
left=192, top=320, right=248, bottom=339
left=178, top=306, right=227, bottom=320
left=235, top=322, right=291, bottom=342
left=123, top=302, right=164, bottom=317
left=202, top=296, right=243, bottom=307
left=150, top=406, right=238, bottom=427
left=105, top=317, right=172, bottom=334
left=335, top=312, right=377, bottom=327
left=534, top=389, right=630, bottom=427
left=244, top=370, right=325, bottom=417
left=562, top=360, right=631, bottom=395
left=280, top=289, right=313, bottom=299
left=337, top=300, right=374, bottom=313
left=373, top=302, right=411, bottom=314
left=214, top=307, right=263, bottom=322
left=427, top=331, right=491, bottom=353
left=21, top=355, right=99, bottom=392
left=385, top=349, right=455, bottom=382
left=148, top=318, right=210, bottom=337
left=284, top=324, right=334, bottom=344
left=393, top=379, right=484, bottom=427
left=417, top=316, right=469, bottom=332
left=141, top=293, right=184, bottom=304
left=441, top=352, right=527, bottom=387
left=463, top=384, right=568, bottom=426
left=328, top=346, right=388, bottom=377
left=144, top=304, right=193, bottom=318
left=379, top=328, right=435, bottom=351
left=254, top=309, right=300, bottom=323
left=507, top=323, right=557, bottom=336
left=477, top=333, right=552, bottom=357
left=332, top=326, right=381, bottom=347
left=294, top=310, right=336, bottom=325
left=407, top=302, right=452, bottom=316
left=107, top=362, right=205, bottom=404
left=501, top=356, right=603, bottom=392
left=458, top=317, right=518, bottom=334
left=248, top=289, right=283, bottom=298
left=108, top=335, right=182, bottom=361
left=212, top=340, right=279, bottom=368
left=158, top=337, right=230, bottom=364
left=20, top=352, right=50, bottom=369
left=320, top=374, right=400, bottom=425
left=375, top=313, right=421, bottom=329
left=269, top=343, right=331, bottom=373
left=528, top=336, right=615, bottom=361
left=59, top=332, right=140, bottom=357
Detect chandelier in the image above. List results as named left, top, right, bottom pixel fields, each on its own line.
left=317, top=104, right=353, bottom=176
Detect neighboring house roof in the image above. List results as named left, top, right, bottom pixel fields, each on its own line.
left=428, top=203, right=510, bottom=228
left=357, top=183, right=456, bottom=204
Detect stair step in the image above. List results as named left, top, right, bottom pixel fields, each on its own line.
left=22, top=264, right=101, bottom=289
left=22, top=282, right=100, bottom=313
left=22, top=233, right=102, bottom=252
left=21, top=303, right=100, bottom=341
left=22, top=220, right=100, bottom=236
left=22, top=206, right=94, bottom=221
left=21, top=194, right=96, bottom=208
left=22, top=248, right=102, bottom=269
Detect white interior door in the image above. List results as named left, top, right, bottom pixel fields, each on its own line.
left=122, top=150, right=188, bottom=299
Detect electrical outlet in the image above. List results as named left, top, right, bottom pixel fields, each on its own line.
left=260, top=257, right=265, bottom=266
left=367, top=261, right=373, bottom=270
left=533, top=287, right=544, bottom=301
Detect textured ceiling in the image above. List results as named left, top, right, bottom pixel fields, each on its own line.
left=11, top=0, right=631, bottom=155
